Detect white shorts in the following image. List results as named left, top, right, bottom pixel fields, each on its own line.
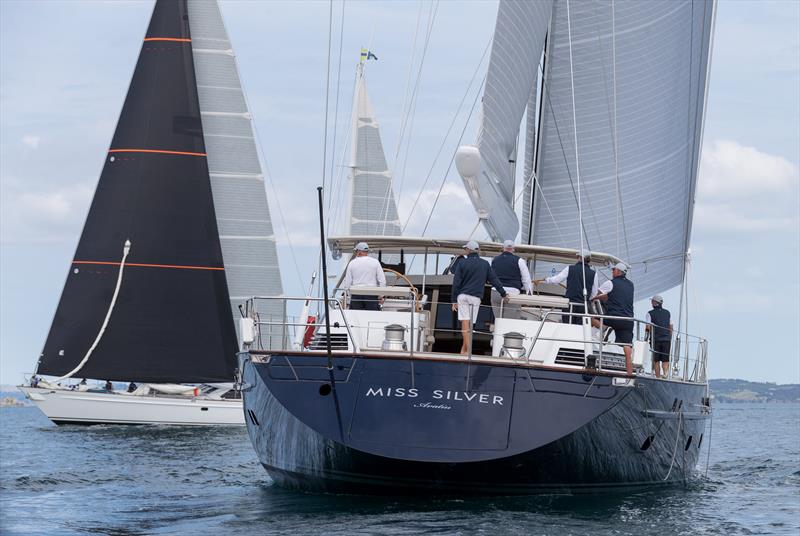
left=457, top=294, right=482, bottom=323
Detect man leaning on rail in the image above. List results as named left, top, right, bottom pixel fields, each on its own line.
left=591, top=262, right=635, bottom=375
left=490, top=240, right=533, bottom=320
left=451, top=241, right=508, bottom=355
left=534, top=252, right=599, bottom=324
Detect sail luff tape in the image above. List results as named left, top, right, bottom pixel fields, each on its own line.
left=53, top=240, right=132, bottom=383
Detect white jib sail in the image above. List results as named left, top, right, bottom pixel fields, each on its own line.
left=188, top=0, right=284, bottom=345
left=529, top=0, right=715, bottom=299
left=456, top=0, right=553, bottom=242
left=348, top=64, right=402, bottom=237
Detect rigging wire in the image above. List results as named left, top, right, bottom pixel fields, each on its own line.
left=401, top=36, right=492, bottom=233
left=315, top=0, right=335, bottom=299
left=327, top=0, right=347, bottom=216
left=419, top=72, right=486, bottom=238
left=394, top=0, right=440, bottom=204
left=393, top=0, right=425, bottom=170
left=610, top=0, right=631, bottom=260
left=565, top=0, right=590, bottom=310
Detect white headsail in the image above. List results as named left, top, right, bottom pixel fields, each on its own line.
left=527, top=0, right=715, bottom=299
left=348, top=63, right=402, bottom=237
left=188, top=0, right=284, bottom=340
left=456, top=0, right=553, bottom=241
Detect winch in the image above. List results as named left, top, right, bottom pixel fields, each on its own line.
left=382, top=324, right=407, bottom=351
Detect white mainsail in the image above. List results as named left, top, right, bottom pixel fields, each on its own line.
left=188, top=0, right=284, bottom=339
left=348, top=64, right=402, bottom=237
left=456, top=0, right=553, bottom=242
left=527, top=0, right=715, bottom=299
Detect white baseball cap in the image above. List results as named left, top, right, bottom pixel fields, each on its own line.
left=613, top=262, right=628, bottom=273
left=651, top=295, right=664, bottom=304
left=463, top=240, right=480, bottom=251
left=354, top=242, right=369, bottom=251
left=502, top=240, right=515, bottom=249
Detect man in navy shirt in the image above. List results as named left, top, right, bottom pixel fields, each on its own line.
left=592, top=262, right=635, bottom=375
left=451, top=241, right=508, bottom=354
left=646, top=295, right=673, bottom=378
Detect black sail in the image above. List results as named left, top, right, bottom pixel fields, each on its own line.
left=37, top=0, right=238, bottom=383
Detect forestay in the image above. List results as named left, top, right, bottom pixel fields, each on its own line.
left=528, top=0, right=715, bottom=299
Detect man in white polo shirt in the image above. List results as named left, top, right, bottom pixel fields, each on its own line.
left=342, top=242, right=386, bottom=311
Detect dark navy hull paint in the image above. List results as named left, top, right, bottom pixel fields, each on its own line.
left=242, top=354, right=709, bottom=494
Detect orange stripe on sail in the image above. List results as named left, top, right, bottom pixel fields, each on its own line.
left=144, top=37, right=191, bottom=42
left=108, top=149, right=207, bottom=157
left=73, top=261, right=224, bottom=271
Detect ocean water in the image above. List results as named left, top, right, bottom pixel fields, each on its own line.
left=1, top=399, right=798, bottom=535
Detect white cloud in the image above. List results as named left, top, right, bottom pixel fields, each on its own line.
left=694, top=202, right=798, bottom=232
left=0, top=179, right=93, bottom=243
left=21, top=135, right=41, bottom=149
left=398, top=181, right=475, bottom=237
left=694, top=140, right=799, bottom=233
left=698, top=139, right=797, bottom=197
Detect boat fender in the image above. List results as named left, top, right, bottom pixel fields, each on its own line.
left=303, top=316, right=316, bottom=348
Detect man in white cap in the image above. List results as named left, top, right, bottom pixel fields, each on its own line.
left=451, top=240, right=508, bottom=354
left=342, top=242, right=386, bottom=311
left=490, top=240, right=532, bottom=320
left=592, top=262, right=635, bottom=375
left=534, top=252, right=599, bottom=324
left=645, top=295, right=673, bottom=378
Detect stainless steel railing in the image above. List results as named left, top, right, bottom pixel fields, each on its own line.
left=241, top=296, right=708, bottom=384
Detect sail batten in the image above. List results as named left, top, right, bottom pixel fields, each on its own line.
left=188, top=0, right=284, bottom=347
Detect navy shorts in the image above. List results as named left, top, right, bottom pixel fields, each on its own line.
left=652, top=340, right=671, bottom=362
left=604, top=318, right=633, bottom=345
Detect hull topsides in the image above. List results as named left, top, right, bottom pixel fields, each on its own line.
left=242, top=353, right=709, bottom=494
left=19, top=386, right=244, bottom=426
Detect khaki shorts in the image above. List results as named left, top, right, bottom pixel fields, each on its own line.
left=457, top=294, right=482, bottom=323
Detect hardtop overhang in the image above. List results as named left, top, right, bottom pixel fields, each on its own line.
left=328, top=236, right=625, bottom=268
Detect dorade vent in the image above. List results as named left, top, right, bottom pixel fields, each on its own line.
left=308, top=333, right=349, bottom=351
left=555, top=347, right=584, bottom=366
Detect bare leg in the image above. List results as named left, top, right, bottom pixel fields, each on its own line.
left=624, top=345, right=633, bottom=376
left=653, top=359, right=660, bottom=378
left=661, top=361, right=670, bottom=378
left=460, top=319, right=471, bottom=355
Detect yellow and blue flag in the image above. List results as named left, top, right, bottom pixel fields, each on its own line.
left=360, top=48, right=378, bottom=62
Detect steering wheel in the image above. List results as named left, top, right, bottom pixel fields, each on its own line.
left=382, top=268, right=422, bottom=312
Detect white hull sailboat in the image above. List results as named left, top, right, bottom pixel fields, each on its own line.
left=21, top=0, right=283, bottom=426
left=19, top=385, right=243, bottom=426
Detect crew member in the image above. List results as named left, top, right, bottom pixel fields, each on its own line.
left=592, top=262, right=635, bottom=375
left=646, top=295, right=673, bottom=379
left=451, top=241, right=508, bottom=354
left=491, top=240, right=532, bottom=320
left=534, top=253, right=598, bottom=324
left=342, top=242, right=386, bottom=311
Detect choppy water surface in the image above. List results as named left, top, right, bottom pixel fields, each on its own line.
left=1, top=400, right=798, bottom=535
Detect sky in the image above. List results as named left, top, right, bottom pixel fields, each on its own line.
left=1, top=0, right=798, bottom=385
